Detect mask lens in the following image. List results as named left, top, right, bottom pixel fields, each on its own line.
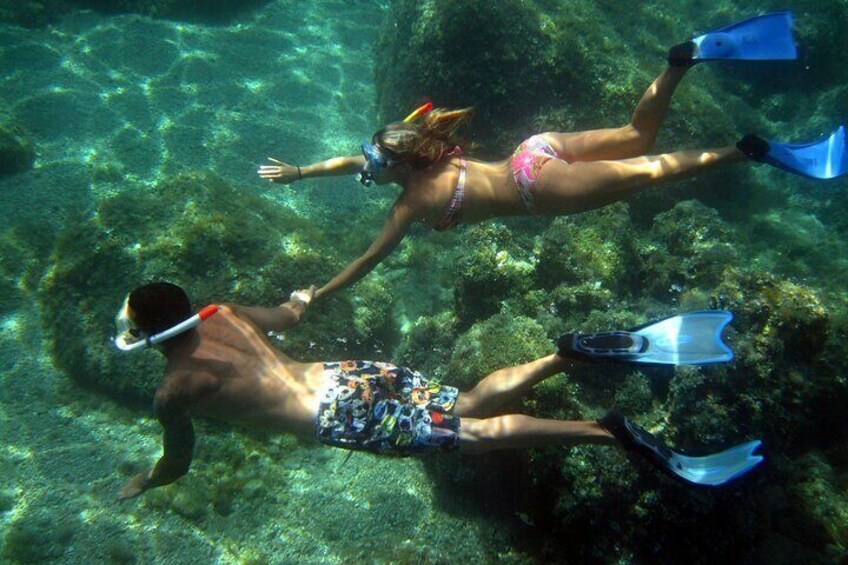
left=114, top=297, right=146, bottom=346
left=361, top=143, right=389, bottom=174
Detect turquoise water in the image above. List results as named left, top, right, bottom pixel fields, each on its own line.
left=1, top=1, right=847, bottom=563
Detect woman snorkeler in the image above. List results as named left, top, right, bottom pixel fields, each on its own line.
left=257, top=12, right=846, bottom=301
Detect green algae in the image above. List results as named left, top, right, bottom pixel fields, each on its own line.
left=1, top=1, right=847, bottom=563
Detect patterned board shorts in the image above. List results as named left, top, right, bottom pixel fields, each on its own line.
left=315, top=360, right=461, bottom=455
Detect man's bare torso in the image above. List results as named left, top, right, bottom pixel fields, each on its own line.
left=162, top=306, right=325, bottom=438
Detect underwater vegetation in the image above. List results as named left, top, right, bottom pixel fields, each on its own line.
left=36, top=171, right=399, bottom=403
left=0, top=0, right=274, bottom=27
left=0, top=122, right=34, bottom=176
left=372, top=1, right=848, bottom=561
left=1, top=0, right=847, bottom=562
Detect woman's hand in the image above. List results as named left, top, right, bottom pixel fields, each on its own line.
left=258, top=157, right=301, bottom=184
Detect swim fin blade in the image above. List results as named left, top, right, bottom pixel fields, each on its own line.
left=761, top=125, right=848, bottom=180
left=669, top=12, right=797, bottom=65
left=599, top=410, right=764, bottom=486
left=668, top=439, right=764, bottom=486
left=558, top=310, right=733, bottom=366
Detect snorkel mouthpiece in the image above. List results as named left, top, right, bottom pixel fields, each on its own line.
left=356, top=170, right=373, bottom=187
left=113, top=302, right=219, bottom=352
left=357, top=142, right=390, bottom=187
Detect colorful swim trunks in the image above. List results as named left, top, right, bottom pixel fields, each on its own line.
left=315, top=360, right=461, bottom=455
left=511, top=134, right=564, bottom=213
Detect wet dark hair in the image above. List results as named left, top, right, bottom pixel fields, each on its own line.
left=128, top=282, right=192, bottom=336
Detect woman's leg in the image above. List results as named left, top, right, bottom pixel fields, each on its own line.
left=534, top=145, right=744, bottom=216
left=453, top=354, right=574, bottom=418
left=546, top=65, right=689, bottom=162
left=459, top=415, right=616, bottom=453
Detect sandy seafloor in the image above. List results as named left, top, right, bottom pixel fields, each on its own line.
left=0, top=2, right=524, bottom=563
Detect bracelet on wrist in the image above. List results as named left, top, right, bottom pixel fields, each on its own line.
left=297, top=166, right=303, bottom=180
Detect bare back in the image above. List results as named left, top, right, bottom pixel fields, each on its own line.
left=404, top=157, right=527, bottom=227
left=163, top=306, right=325, bottom=438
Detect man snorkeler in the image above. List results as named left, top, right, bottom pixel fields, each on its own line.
left=114, top=282, right=761, bottom=499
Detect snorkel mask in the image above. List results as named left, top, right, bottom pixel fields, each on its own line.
left=356, top=101, right=433, bottom=187
left=113, top=295, right=219, bottom=352
left=356, top=142, right=394, bottom=187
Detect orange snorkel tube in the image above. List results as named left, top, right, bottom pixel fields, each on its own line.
left=402, top=101, right=433, bottom=123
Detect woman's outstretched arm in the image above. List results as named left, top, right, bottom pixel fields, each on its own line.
left=257, top=155, right=366, bottom=184
left=314, top=198, right=417, bottom=300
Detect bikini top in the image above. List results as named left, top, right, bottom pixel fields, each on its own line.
left=434, top=158, right=468, bottom=231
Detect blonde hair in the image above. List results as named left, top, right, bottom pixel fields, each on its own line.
left=374, top=107, right=473, bottom=169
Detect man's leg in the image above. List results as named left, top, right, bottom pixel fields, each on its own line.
left=458, top=415, right=616, bottom=453
left=546, top=65, right=689, bottom=163
left=453, top=354, right=574, bottom=418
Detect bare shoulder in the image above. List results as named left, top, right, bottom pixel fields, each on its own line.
left=156, top=366, right=220, bottom=408
left=214, top=302, right=251, bottom=325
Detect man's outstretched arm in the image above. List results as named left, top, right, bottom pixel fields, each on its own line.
left=228, top=286, right=315, bottom=334
left=117, top=391, right=195, bottom=500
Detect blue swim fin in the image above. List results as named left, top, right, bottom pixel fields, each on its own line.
left=669, top=12, right=798, bottom=66
left=738, top=126, right=848, bottom=180
left=599, top=410, right=764, bottom=487
left=558, top=310, right=733, bottom=366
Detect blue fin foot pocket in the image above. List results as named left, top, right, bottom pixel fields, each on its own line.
left=737, top=134, right=771, bottom=160
left=557, top=310, right=733, bottom=366
left=668, top=41, right=698, bottom=67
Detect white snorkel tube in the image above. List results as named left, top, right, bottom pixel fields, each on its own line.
left=114, top=302, right=220, bottom=352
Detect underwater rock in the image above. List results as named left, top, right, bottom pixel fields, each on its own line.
left=351, top=278, right=397, bottom=354
left=664, top=268, right=838, bottom=454
left=375, top=0, right=744, bottom=161
left=548, top=282, right=616, bottom=323
left=37, top=171, right=358, bottom=403
left=612, top=371, right=654, bottom=415
left=3, top=512, right=78, bottom=563
left=0, top=0, right=68, bottom=27
left=0, top=0, right=275, bottom=27
left=453, top=223, right=535, bottom=327
left=536, top=203, right=635, bottom=294
left=446, top=312, right=550, bottom=391
left=712, top=268, right=829, bottom=362
left=0, top=489, right=14, bottom=513
left=0, top=224, right=55, bottom=316
left=72, top=0, right=273, bottom=24
left=170, top=487, right=211, bottom=521
left=0, top=123, right=35, bottom=176
left=375, top=0, right=551, bottom=149
left=783, top=452, right=848, bottom=555
left=395, top=311, right=457, bottom=381
left=639, top=199, right=739, bottom=299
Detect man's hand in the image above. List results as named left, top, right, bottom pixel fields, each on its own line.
left=289, top=285, right=316, bottom=306
left=116, top=472, right=149, bottom=501
left=258, top=157, right=301, bottom=184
